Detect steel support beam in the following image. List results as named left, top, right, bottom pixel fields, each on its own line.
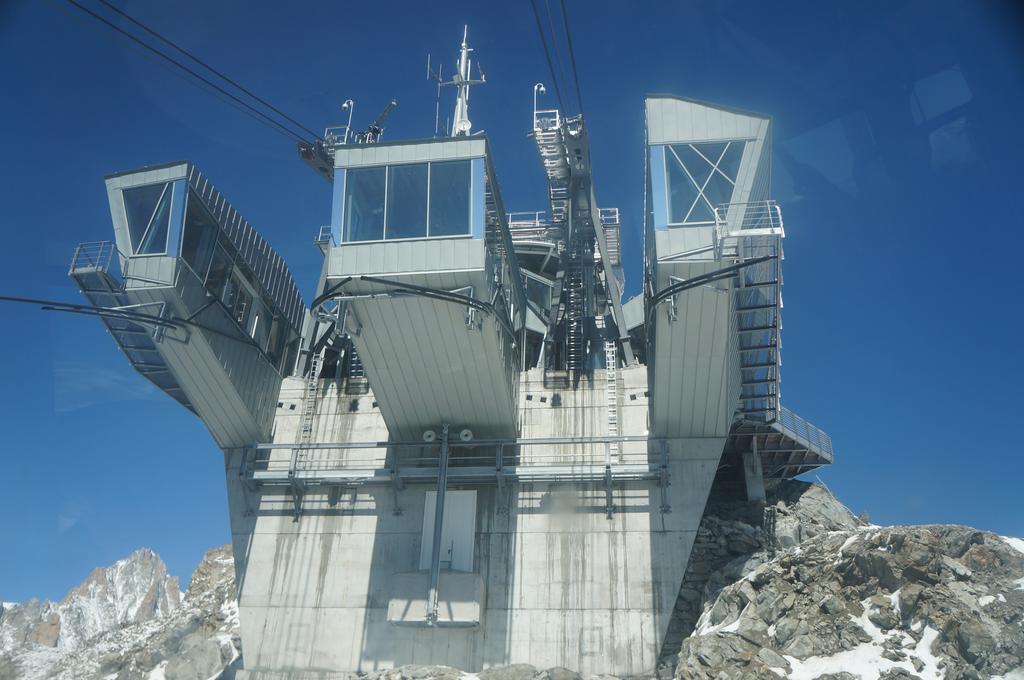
left=425, top=424, right=451, bottom=625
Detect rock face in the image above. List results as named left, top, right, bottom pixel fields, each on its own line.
left=663, top=480, right=860, bottom=659
left=0, top=546, right=239, bottom=680
left=0, top=548, right=180, bottom=653
left=676, top=525, right=1024, bottom=679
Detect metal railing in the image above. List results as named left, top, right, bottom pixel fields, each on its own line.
left=533, top=109, right=561, bottom=133
left=315, top=225, right=336, bottom=247
left=507, top=211, right=550, bottom=227
left=714, top=200, right=784, bottom=238
left=598, top=208, right=620, bottom=226
left=775, top=406, right=834, bottom=462
left=69, top=241, right=118, bottom=275
left=324, top=125, right=350, bottom=145
left=256, top=434, right=657, bottom=476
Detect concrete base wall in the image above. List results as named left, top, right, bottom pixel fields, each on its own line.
left=224, top=370, right=726, bottom=677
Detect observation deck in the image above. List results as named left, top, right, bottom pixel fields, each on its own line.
left=319, top=137, right=526, bottom=441
left=70, top=162, right=306, bottom=448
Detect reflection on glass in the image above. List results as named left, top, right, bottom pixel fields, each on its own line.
left=386, top=164, right=428, bottom=239
left=428, top=160, right=471, bottom=236
left=344, top=166, right=386, bottom=241
left=666, top=147, right=698, bottom=224
left=139, top=186, right=172, bottom=254
left=123, top=182, right=170, bottom=254
left=181, top=190, right=218, bottom=276
left=205, top=245, right=232, bottom=300
left=525, top=275, right=551, bottom=309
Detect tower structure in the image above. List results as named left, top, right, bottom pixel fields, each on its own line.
left=68, top=32, right=833, bottom=678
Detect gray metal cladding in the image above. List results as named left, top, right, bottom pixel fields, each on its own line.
left=184, top=164, right=306, bottom=333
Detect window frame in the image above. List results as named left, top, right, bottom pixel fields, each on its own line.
left=340, top=159, right=477, bottom=244
left=656, top=139, right=751, bottom=228
left=121, top=181, right=173, bottom=257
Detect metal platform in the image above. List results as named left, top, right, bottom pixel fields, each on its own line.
left=69, top=241, right=194, bottom=412
left=726, top=405, right=834, bottom=478
left=241, top=433, right=675, bottom=519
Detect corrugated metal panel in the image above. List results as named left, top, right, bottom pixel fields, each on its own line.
left=105, top=162, right=307, bottom=335
left=344, top=284, right=517, bottom=441
left=649, top=261, right=736, bottom=438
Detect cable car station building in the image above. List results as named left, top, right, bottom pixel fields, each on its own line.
left=70, top=40, right=833, bottom=676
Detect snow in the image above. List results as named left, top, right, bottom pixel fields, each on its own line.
left=978, top=592, right=1006, bottom=606
left=220, top=599, right=239, bottom=627
left=694, top=603, right=749, bottom=636
left=147, top=660, right=168, bottom=680
left=783, top=601, right=946, bottom=680
left=991, top=669, right=1024, bottom=680
left=1002, top=536, right=1024, bottom=556
left=784, top=624, right=943, bottom=680
left=839, top=534, right=861, bottom=554
left=888, top=589, right=901, bottom=617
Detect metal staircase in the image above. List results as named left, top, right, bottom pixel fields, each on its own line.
left=715, top=202, right=785, bottom=423
left=68, top=242, right=193, bottom=412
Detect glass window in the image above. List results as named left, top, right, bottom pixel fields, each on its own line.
left=525, top=275, right=552, bottom=310
left=139, top=186, right=172, bottom=254
left=122, top=182, right=171, bottom=254
left=266, top=317, right=286, bottom=367
left=248, top=299, right=270, bottom=349
left=666, top=147, right=699, bottom=224
left=224, top=275, right=252, bottom=329
left=181, top=190, right=218, bottom=277
left=343, top=166, right=386, bottom=242
left=428, top=160, right=471, bottom=236
left=385, top=164, right=428, bottom=239
left=665, top=141, right=746, bottom=224
left=205, top=245, right=232, bottom=300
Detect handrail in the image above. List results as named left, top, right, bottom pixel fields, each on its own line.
left=69, top=241, right=119, bottom=275
left=775, top=406, right=834, bottom=461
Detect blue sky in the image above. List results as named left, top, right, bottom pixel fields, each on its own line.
left=1, top=0, right=1022, bottom=602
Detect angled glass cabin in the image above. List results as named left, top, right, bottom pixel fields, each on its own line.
left=70, top=162, right=307, bottom=448
left=645, top=96, right=776, bottom=438
left=322, top=137, right=526, bottom=441
left=644, top=96, right=831, bottom=477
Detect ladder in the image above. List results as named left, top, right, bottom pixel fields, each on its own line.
left=604, top=340, right=619, bottom=462
left=294, top=352, right=322, bottom=469
left=564, top=251, right=585, bottom=372
left=346, top=344, right=365, bottom=379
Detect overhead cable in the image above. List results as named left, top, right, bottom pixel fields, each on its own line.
left=559, top=0, right=585, bottom=116
left=529, top=0, right=567, bottom=113
left=94, top=0, right=322, bottom=141
left=63, top=0, right=311, bottom=144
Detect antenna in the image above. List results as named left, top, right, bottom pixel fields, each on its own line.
left=433, top=25, right=486, bottom=137
left=426, top=54, right=445, bottom=138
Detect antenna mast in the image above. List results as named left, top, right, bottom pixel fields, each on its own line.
left=435, top=26, right=485, bottom=137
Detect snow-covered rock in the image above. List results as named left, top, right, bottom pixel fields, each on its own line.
left=676, top=524, right=1024, bottom=679
left=0, top=548, right=180, bottom=654
left=0, top=546, right=239, bottom=680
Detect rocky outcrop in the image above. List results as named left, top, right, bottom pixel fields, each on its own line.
left=0, top=546, right=239, bottom=680
left=676, top=525, right=1024, bottom=679
left=0, top=548, right=180, bottom=654
left=663, top=480, right=860, bottom=660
